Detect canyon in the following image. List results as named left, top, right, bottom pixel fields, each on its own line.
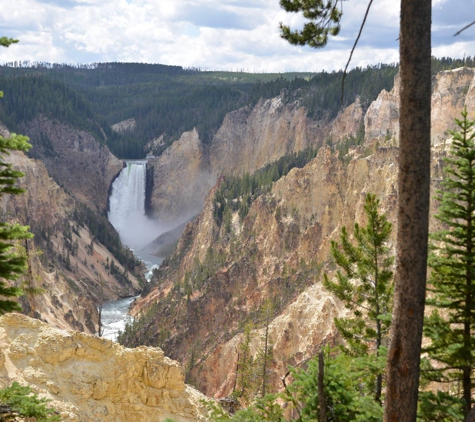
left=127, top=67, right=475, bottom=398
left=0, top=122, right=143, bottom=335
left=0, top=65, right=474, bottom=419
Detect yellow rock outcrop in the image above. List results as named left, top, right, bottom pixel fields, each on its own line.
left=0, top=313, right=208, bottom=422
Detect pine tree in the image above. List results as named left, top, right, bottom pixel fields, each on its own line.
left=0, top=37, right=33, bottom=314
left=423, top=109, right=475, bottom=417
left=255, top=300, right=274, bottom=398
left=279, top=0, right=342, bottom=48
left=0, top=381, right=60, bottom=421
left=233, top=322, right=255, bottom=405
left=323, top=193, right=393, bottom=403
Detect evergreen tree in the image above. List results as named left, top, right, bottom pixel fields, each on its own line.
left=0, top=37, right=33, bottom=314
left=233, top=322, right=255, bottom=405
left=0, top=381, right=60, bottom=421
left=423, top=110, right=475, bottom=417
left=323, top=193, right=393, bottom=403
left=279, top=0, right=342, bottom=48
left=255, top=300, right=274, bottom=398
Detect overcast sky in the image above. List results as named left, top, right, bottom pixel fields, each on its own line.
left=1, top=0, right=474, bottom=72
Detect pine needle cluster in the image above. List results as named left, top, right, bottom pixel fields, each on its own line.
left=423, top=109, right=475, bottom=417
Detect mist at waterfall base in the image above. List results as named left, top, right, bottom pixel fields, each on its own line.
left=108, top=161, right=161, bottom=250
left=103, top=160, right=169, bottom=340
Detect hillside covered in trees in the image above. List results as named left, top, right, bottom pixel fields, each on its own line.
left=0, top=57, right=472, bottom=159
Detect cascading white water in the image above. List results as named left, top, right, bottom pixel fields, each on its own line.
left=105, top=160, right=164, bottom=340
left=108, top=161, right=159, bottom=250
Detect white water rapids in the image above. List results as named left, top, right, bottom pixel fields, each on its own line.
left=104, top=160, right=163, bottom=340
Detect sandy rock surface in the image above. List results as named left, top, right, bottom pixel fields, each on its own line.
left=0, top=314, right=208, bottom=422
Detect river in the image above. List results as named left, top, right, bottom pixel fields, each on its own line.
left=103, top=160, right=165, bottom=341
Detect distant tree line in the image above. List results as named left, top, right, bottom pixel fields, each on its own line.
left=0, top=62, right=397, bottom=158
left=0, top=57, right=472, bottom=160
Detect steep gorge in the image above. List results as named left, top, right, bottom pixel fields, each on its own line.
left=146, top=95, right=363, bottom=225
left=125, top=67, right=475, bottom=398
left=22, top=115, right=123, bottom=212
left=0, top=122, right=143, bottom=334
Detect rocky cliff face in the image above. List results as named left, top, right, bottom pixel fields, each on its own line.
left=365, top=68, right=475, bottom=147
left=146, top=96, right=363, bottom=226
left=132, top=142, right=448, bottom=397
left=111, top=118, right=136, bottom=133
left=0, top=124, right=142, bottom=334
left=210, top=98, right=317, bottom=177
left=21, top=116, right=123, bottom=212
left=0, top=313, right=207, bottom=422
left=146, top=129, right=213, bottom=223
left=431, top=67, right=475, bottom=144
left=128, top=68, right=474, bottom=398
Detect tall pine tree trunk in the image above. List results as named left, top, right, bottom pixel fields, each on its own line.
left=384, top=1, right=431, bottom=420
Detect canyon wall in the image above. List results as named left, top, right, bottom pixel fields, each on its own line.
left=147, top=96, right=363, bottom=225
left=21, top=116, right=123, bottom=212
left=129, top=67, right=475, bottom=398
left=365, top=68, right=475, bottom=147
left=146, top=129, right=213, bottom=223
left=0, top=124, right=142, bottom=334
left=0, top=313, right=207, bottom=422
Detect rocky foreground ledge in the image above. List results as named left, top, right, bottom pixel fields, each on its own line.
left=0, top=313, right=208, bottom=421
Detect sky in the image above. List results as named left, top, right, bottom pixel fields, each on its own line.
left=0, top=0, right=474, bottom=73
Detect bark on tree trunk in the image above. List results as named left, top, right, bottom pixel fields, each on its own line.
left=466, top=406, right=475, bottom=422
left=384, top=1, right=431, bottom=421
left=318, top=350, right=327, bottom=422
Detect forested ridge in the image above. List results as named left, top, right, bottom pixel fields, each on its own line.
left=0, top=57, right=472, bottom=159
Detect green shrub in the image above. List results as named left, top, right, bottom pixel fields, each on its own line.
left=0, top=381, right=61, bottom=421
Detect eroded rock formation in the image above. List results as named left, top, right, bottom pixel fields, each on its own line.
left=0, top=124, right=142, bottom=334
left=21, top=116, right=123, bottom=212
left=0, top=313, right=207, bottom=422
left=129, top=68, right=475, bottom=398
left=146, top=95, right=362, bottom=226
left=146, top=129, right=213, bottom=224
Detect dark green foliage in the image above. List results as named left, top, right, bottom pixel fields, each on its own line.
left=323, top=193, right=393, bottom=403
left=292, top=64, right=398, bottom=120
left=233, top=322, right=255, bottom=404
left=0, top=381, right=61, bottom=421
left=417, top=391, right=464, bottom=422
left=214, top=146, right=319, bottom=225
left=0, top=62, right=400, bottom=158
left=209, top=348, right=385, bottom=422
left=335, top=121, right=366, bottom=164
left=288, top=349, right=385, bottom=421
left=423, top=110, right=475, bottom=416
left=431, top=56, right=475, bottom=75
left=279, top=0, right=342, bottom=49
left=0, top=80, right=33, bottom=313
left=0, top=75, right=110, bottom=144
left=255, top=301, right=274, bottom=398
left=206, top=394, right=285, bottom=422
left=117, top=300, right=162, bottom=347
left=0, top=38, right=18, bottom=48
left=109, top=258, right=132, bottom=287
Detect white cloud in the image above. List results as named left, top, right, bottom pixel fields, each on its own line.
left=0, top=0, right=472, bottom=71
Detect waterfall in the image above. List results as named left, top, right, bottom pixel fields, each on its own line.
left=108, top=161, right=159, bottom=250
left=105, top=160, right=163, bottom=341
